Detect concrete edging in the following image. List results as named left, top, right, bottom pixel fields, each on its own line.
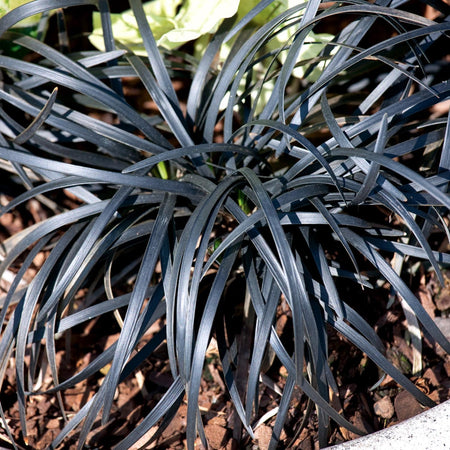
left=325, top=399, right=450, bottom=449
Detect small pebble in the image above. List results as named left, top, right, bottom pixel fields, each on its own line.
left=373, top=396, right=394, bottom=419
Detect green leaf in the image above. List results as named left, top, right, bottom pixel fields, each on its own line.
left=0, top=0, right=41, bottom=27
left=158, top=0, right=240, bottom=50
left=90, top=0, right=240, bottom=52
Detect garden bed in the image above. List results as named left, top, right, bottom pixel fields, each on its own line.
left=1, top=0, right=449, bottom=449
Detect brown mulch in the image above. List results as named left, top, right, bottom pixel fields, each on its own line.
left=1, top=245, right=450, bottom=449
left=1, top=3, right=450, bottom=448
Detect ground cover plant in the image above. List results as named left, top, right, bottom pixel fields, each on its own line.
left=0, top=0, right=449, bottom=448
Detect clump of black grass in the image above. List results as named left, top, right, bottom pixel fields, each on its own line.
left=0, top=1, right=449, bottom=448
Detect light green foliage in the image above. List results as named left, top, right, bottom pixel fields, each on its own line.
left=233, top=0, right=334, bottom=79
left=90, top=0, right=334, bottom=116
left=90, top=0, right=333, bottom=81
left=0, top=0, right=40, bottom=27
left=90, top=0, right=240, bottom=52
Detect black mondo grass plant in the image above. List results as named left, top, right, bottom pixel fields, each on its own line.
left=0, top=0, right=449, bottom=448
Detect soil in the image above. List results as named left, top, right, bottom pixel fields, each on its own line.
left=1, top=1, right=450, bottom=449
left=1, top=218, right=450, bottom=449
